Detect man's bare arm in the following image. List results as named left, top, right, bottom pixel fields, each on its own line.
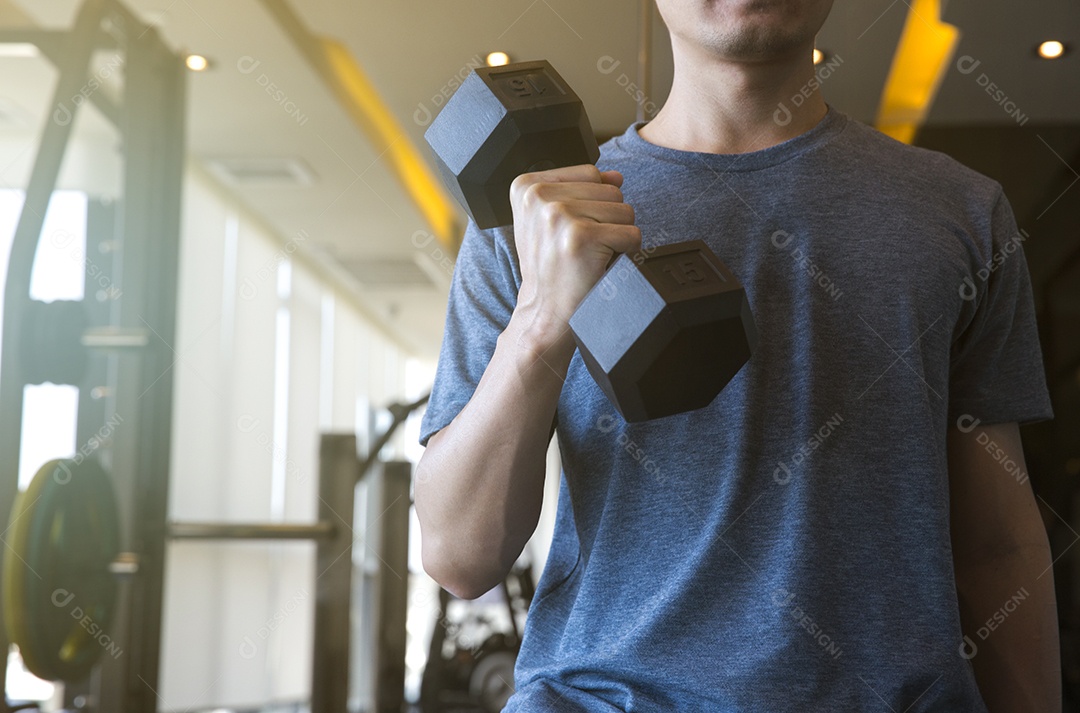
left=415, top=167, right=640, bottom=599
left=948, top=421, right=1060, bottom=712
left=415, top=317, right=573, bottom=600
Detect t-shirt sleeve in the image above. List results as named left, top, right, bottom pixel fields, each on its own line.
left=419, top=222, right=521, bottom=445
left=948, top=188, right=1053, bottom=425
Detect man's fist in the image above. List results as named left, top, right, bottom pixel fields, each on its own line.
left=509, top=165, right=642, bottom=349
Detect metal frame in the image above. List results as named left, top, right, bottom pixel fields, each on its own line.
left=353, top=460, right=411, bottom=713
left=0, top=5, right=106, bottom=692
left=160, top=445, right=409, bottom=713
left=67, top=196, right=121, bottom=708
left=310, top=435, right=361, bottom=713
left=1, top=1, right=420, bottom=708
left=0, top=0, right=186, bottom=709
left=105, top=10, right=186, bottom=710
left=168, top=522, right=336, bottom=541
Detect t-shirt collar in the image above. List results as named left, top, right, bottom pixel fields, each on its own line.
left=615, top=104, right=848, bottom=172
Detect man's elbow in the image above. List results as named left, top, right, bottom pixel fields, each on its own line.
left=420, top=531, right=505, bottom=600
left=414, top=435, right=520, bottom=599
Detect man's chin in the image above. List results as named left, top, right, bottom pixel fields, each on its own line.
left=665, top=0, right=827, bottom=63
left=712, top=27, right=809, bottom=62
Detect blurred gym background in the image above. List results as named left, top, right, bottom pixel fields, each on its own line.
left=0, top=0, right=1077, bottom=711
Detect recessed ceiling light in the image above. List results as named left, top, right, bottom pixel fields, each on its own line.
left=486, top=51, right=510, bottom=67
left=813, top=48, right=825, bottom=65
left=1037, top=40, right=1066, bottom=59
left=185, top=54, right=210, bottom=71
left=0, top=43, right=39, bottom=58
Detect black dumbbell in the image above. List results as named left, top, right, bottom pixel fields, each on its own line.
left=426, top=60, right=757, bottom=422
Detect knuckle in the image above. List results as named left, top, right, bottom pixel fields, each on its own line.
left=559, top=222, right=591, bottom=254
left=533, top=183, right=558, bottom=202
left=519, top=181, right=549, bottom=210
left=541, top=200, right=575, bottom=233
left=511, top=173, right=539, bottom=199
left=541, top=199, right=566, bottom=222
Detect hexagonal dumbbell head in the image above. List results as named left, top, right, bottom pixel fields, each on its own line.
left=425, top=60, right=600, bottom=229
left=569, top=241, right=757, bottom=422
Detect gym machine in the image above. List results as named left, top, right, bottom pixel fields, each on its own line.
left=0, top=0, right=185, bottom=708
left=0, top=0, right=425, bottom=709
left=419, top=564, right=534, bottom=713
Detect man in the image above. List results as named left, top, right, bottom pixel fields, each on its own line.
left=415, top=0, right=1060, bottom=710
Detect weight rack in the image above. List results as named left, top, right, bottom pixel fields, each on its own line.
left=0, top=0, right=185, bottom=707
left=0, top=0, right=414, bottom=709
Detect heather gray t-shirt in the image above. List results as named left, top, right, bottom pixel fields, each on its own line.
left=420, top=108, right=1053, bottom=712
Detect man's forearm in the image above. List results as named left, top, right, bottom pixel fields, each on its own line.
left=955, top=541, right=1060, bottom=712
left=415, top=311, right=575, bottom=599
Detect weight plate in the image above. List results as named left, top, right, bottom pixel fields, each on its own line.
left=3, top=459, right=54, bottom=677
left=469, top=649, right=517, bottom=712
left=4, top=458, right=120, bottom=681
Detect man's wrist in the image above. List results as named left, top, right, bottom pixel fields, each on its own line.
left=503, top=306, right=577, bottom=374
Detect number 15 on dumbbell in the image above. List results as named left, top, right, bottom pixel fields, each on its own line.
left=425, top=60, right=757, bottom=423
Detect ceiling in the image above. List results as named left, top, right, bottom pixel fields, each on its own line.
left=0, top=0, right=1077, bottom=358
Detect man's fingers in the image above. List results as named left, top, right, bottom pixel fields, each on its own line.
left=513, top=163, right=603, bottom=191
left=519, top=180, right=626, bottom=207
left=600, top=170, right=624, bottom=187
left=573, top=200, right=636, bottom=227
left=589, top=224, right=642, bottom=257
left=562, top=218, right=640, bottom=254
left=512, top=165, right=623, bottom=188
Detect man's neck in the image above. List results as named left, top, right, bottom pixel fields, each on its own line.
left=639, top=39, right=828, bottom=155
